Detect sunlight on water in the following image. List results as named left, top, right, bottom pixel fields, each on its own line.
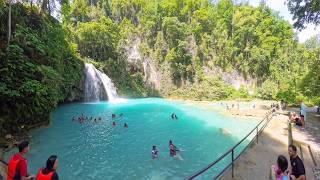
left=5, top=98, right=259, bottom=179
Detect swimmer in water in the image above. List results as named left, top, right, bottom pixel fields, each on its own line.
left=152, top=146, right=158, bottom=159
left=169, top=140, right=179, bottom=157
left=112, top=114, right=116, bottom=119
left=78, top=117, right=83, bottom=124
left=124, top=123, right=128, bottom=128
left=112, top=121, right=116, bottom=126
left=171, top=113, right=178, bottom=119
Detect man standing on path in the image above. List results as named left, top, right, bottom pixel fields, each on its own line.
left=7, top=140, right=35, bottom=180
left=288, top=144, right=306, bottom=180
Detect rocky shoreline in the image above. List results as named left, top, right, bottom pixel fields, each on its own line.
left=0, top=120, right=51, bottom=161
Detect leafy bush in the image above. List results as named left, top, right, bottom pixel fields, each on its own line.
left=258, top=79, right=278, bottom=100
left=230, top=85, right=251, bottom=99
left=276, top=89, right=297, bottom=105
left=0, top=4, right=83, bottom=138
left=170, top=76, right=234, bottom=101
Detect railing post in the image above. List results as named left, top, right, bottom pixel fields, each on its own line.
left=232, top=149, right=234, bottom=178
left=256, top=127, right=258, bottom=143
left=186, top=110, right=273, bottom=179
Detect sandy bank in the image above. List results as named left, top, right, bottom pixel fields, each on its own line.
left=221, top=110, right=318, bottom=180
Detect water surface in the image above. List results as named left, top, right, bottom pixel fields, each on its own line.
left=5, top=98, right=259, bottom=179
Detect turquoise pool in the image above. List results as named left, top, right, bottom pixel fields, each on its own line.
left=5, top=98, right=260, bottom=179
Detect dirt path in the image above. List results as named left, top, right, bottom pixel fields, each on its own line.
left=289, top=108, right=320, bottom=180
left=221, top=111, right=316, bottom=180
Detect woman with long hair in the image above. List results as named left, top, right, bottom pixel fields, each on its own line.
left=36, top=155, right=59, bottom=180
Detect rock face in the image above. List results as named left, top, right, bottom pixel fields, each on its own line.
left=203, top=67, right=256, bottom=94
left=65, top=73, right=85, bottom=102
left=123, top=38, right=162, bottom=93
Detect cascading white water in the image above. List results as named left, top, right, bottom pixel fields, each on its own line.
left=84, top=63, right=118, bottom=102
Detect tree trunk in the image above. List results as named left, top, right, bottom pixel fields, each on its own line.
left=41, top=0, right=48, bottom=13
left=48, top=0, right=51, bottom=15
left=7, top=0, right=12, bottom=46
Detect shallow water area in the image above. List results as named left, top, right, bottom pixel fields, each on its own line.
left=5, top=98, right=260, bottom=179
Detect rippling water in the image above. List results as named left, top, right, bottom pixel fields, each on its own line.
left=5, top=98, right=259, bottom=179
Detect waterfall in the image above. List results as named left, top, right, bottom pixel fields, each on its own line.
left=84, top=63, right=119, bottom=102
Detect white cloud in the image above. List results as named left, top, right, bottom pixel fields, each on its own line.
left=297, top=25, right=320, bottom=43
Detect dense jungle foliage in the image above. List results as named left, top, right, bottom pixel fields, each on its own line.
left=0, top=3, right=83, bottom=141
left=61, top=0, right=319, bottom=104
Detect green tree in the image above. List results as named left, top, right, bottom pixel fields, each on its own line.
left=76, top=17, right=119, bottom=60
left=286, top=0, right=320, bottom=30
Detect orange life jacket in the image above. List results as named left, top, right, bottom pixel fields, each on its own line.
left=36, top=168, right=54, bottom=180
left=7, top=156, right=21, bottom=180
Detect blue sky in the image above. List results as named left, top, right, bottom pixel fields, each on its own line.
left=248, top=0, right=320, bottom=42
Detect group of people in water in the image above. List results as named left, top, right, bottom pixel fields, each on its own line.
left=153, top=114, right=182, bottom=159
left=7, top=130, right=179, bottom=179
left=6, top=112, right=183, bottom=180
left=111, top=113, right=127, bottom=128
left=72, top=113, right=128, bottom=128
left=72, top=114, right=102, bottom=124
left=7, top=141, right=59, bottom=180
left=151, top=140, right=181, bottom=160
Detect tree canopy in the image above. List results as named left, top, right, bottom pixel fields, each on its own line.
left=286, top=0, right=320, bottom=30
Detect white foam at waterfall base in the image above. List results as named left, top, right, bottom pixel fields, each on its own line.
left=84, top=63, right=126, bottom=103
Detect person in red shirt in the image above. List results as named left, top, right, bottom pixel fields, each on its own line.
left=7, top=140, right=35, bottom=180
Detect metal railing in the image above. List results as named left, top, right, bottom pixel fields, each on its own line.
left=186, top=111, right=272, bottom=180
